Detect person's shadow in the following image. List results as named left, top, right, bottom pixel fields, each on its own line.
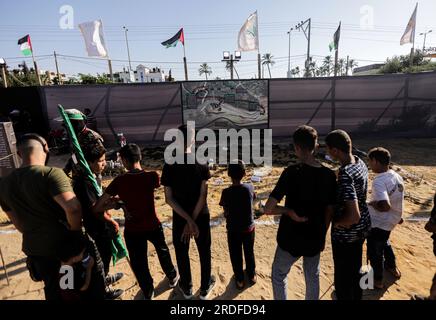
left=133, top=277, right=178, bottom=300
left=213, top=275, right=251, bottom=300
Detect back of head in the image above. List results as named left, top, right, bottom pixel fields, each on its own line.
left=16, top=133, right=47, bottom=160
left=228, top=160, right=246, bottom=181
left=119, top=143, right=142, bottom=165
left=293, top=125, right=318, bottom=151
left=325, top=129, right=352, bottom=153
left=368, top=147, right=391, bottom=166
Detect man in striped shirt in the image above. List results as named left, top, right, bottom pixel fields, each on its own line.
left=325, top=130, right=371, bottom=300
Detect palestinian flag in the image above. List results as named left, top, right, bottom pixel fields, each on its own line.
left=329, top=23, right=341, bottom=52
left=161, top=28, right=184, bottom=48
left=18, top=35, right=33, bottom=56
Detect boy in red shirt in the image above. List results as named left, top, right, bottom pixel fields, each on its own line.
left=95, top=143, right=179, bottom=299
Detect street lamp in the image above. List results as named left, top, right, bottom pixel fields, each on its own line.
left=222, top=51, right=241, bottom=80
left=287, top=28, right=293, bottom=78
left=420, top=30, right=433, bottom=52
left=123, top=26, right=132, bottom=72
left=295, top=18, right=312, bottom=77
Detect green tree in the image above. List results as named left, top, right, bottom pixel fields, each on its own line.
left=291, top=66, right=300, bottom=77
left=198, top=63, right=212, bottom=80
left=261, top=53, right=275, bottom=78
left=322, top=56, right=334, bottom=76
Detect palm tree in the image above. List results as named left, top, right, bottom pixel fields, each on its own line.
left=261, top=53, right=275, bottom=78
left=322, top=55, right=334, bottom=76
left=347, top=59, right=358, bottom=75
left=291, top=66, right=300, bottom=77
left=198, top=63, right=212, bottom=80
left=338, top=58, right=346, bottom=76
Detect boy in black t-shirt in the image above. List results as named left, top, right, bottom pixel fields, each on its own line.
left=264, top=125, right=337, bottom=300
left=161, top=124, right=215, bottom=300
left=220, top=160, right=257, bottom=290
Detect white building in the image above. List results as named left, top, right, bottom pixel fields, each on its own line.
left=114, top=65, right=165, bottom=83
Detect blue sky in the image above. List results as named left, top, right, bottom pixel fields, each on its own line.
left=1, top=0, right=435, bottom=80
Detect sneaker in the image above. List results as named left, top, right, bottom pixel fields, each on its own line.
left=178, top=284, right=194, bottom=300
left=235, top=279, right=245, bottom=290
left=168, top=271, right=180, bottom=288
left=199, top=275, right=216, bottom=300
left=248, top=274, right=257, bottom=286
left=105, top=288, right=124, bottom=300
left=106, top=272, right=124, bottom=285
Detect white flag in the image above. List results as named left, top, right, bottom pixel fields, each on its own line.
left=400, top=4, right=418, bottom=45
left=78, top=20, right=108, bottom=57
left=238, top=11, right=259, bottom=51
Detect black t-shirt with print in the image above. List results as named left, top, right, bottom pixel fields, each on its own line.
left=270, top=163, right=337, bottom=257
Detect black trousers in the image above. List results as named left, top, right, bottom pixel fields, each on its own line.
left=227, top=230, right=256, bottom=282
left=173, top=214, right=211, bottom=291
left=27, top=256, right=62, bottom=301
left=92, top=234, right=113, bottom=276
left=367, top=228, right=396, bottom=281
left=332, top=239, right=364, bottom=300
left=124, top=225, right=177, bottom=293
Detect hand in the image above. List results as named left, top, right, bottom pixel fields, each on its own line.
left=398, top=218, right=404, bottom=225
left=286, top=209, right=308, bottom=223
left=111, top=219, right=120, bottom=234
left=425, top=220, right=436, bottom=233
left=181, top=221, right=199, bottom=244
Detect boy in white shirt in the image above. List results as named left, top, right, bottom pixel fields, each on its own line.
left=367, top=147, right=404, bottom=289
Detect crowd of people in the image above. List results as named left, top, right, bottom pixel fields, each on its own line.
left=0, top=109, right=435, bottom=301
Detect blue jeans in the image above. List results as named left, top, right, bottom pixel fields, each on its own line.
left=271, top=246, right=320, bottom=300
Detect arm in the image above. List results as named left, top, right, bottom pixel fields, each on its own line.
left=264, top=197, right=308, bottom=223
left=53, top=192, right=83, bottom=231
left=164, top=186, right=198, bottom=238
left=5, top=210, right=24, bottom=233
left=191, top=181, right=208, bottom=221
left=335, top=200, right=361, bottom=228
left=369, top=200, right=391, bottom=212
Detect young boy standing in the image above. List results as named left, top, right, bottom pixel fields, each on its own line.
left=219, top=160, right=257, bottom=290
left=72, top=143, right=124, bottom=299
left=94, top=143, right=179, bottom=300
left=264, top=125, right=337, bottom=300
left=161, top=124, right=215, bottom=300
left=367, top=147, right=403, bottom=289
left=325, top=129, right=371, bottom=301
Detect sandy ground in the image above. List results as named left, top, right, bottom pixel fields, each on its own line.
left=0, top=138, right=435, bottom=300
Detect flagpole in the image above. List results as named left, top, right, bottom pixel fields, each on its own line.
left=54, top=51, right=62, bottom=85
left=107, top=57, right=114, bottom=83
left=409, top=3, right=418, bottom=68
left=332, top=21, right=340, bottom=131
left=183, top=42, right=188, bottom=81
left=31, top=46, right=42, bottom=86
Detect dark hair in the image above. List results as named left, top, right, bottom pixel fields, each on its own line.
left=368, top=147, right=391, bottom=166
left=59, top=232, right=87, bottom=262
left=228, top=160, right=246, bottom=181
left=84, top=143, right=106, bottom=163
left=325, top=129, right=352, bottom=153
left=293, top=125, right=318, bottom=151
left=84, top=108, right=91, bottom=115
left=119, top=143, right=142, bottom=164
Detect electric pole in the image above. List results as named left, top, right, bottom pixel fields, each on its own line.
left=296, top=18, right=311, bottom=77
left=420, top=30, right=433, bottom=52
left=287, top=28, right=293, bottom=78
left=123, top=26, right=132, bottom=72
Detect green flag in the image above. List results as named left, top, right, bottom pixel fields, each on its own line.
left=329, top=23, right=341, bottom=52
left=57, top=104, right=128, bottom=264
left=18, top=35, right=33, bottom=56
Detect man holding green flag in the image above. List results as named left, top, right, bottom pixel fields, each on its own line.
left=58, top=106, right=126, bottom=299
